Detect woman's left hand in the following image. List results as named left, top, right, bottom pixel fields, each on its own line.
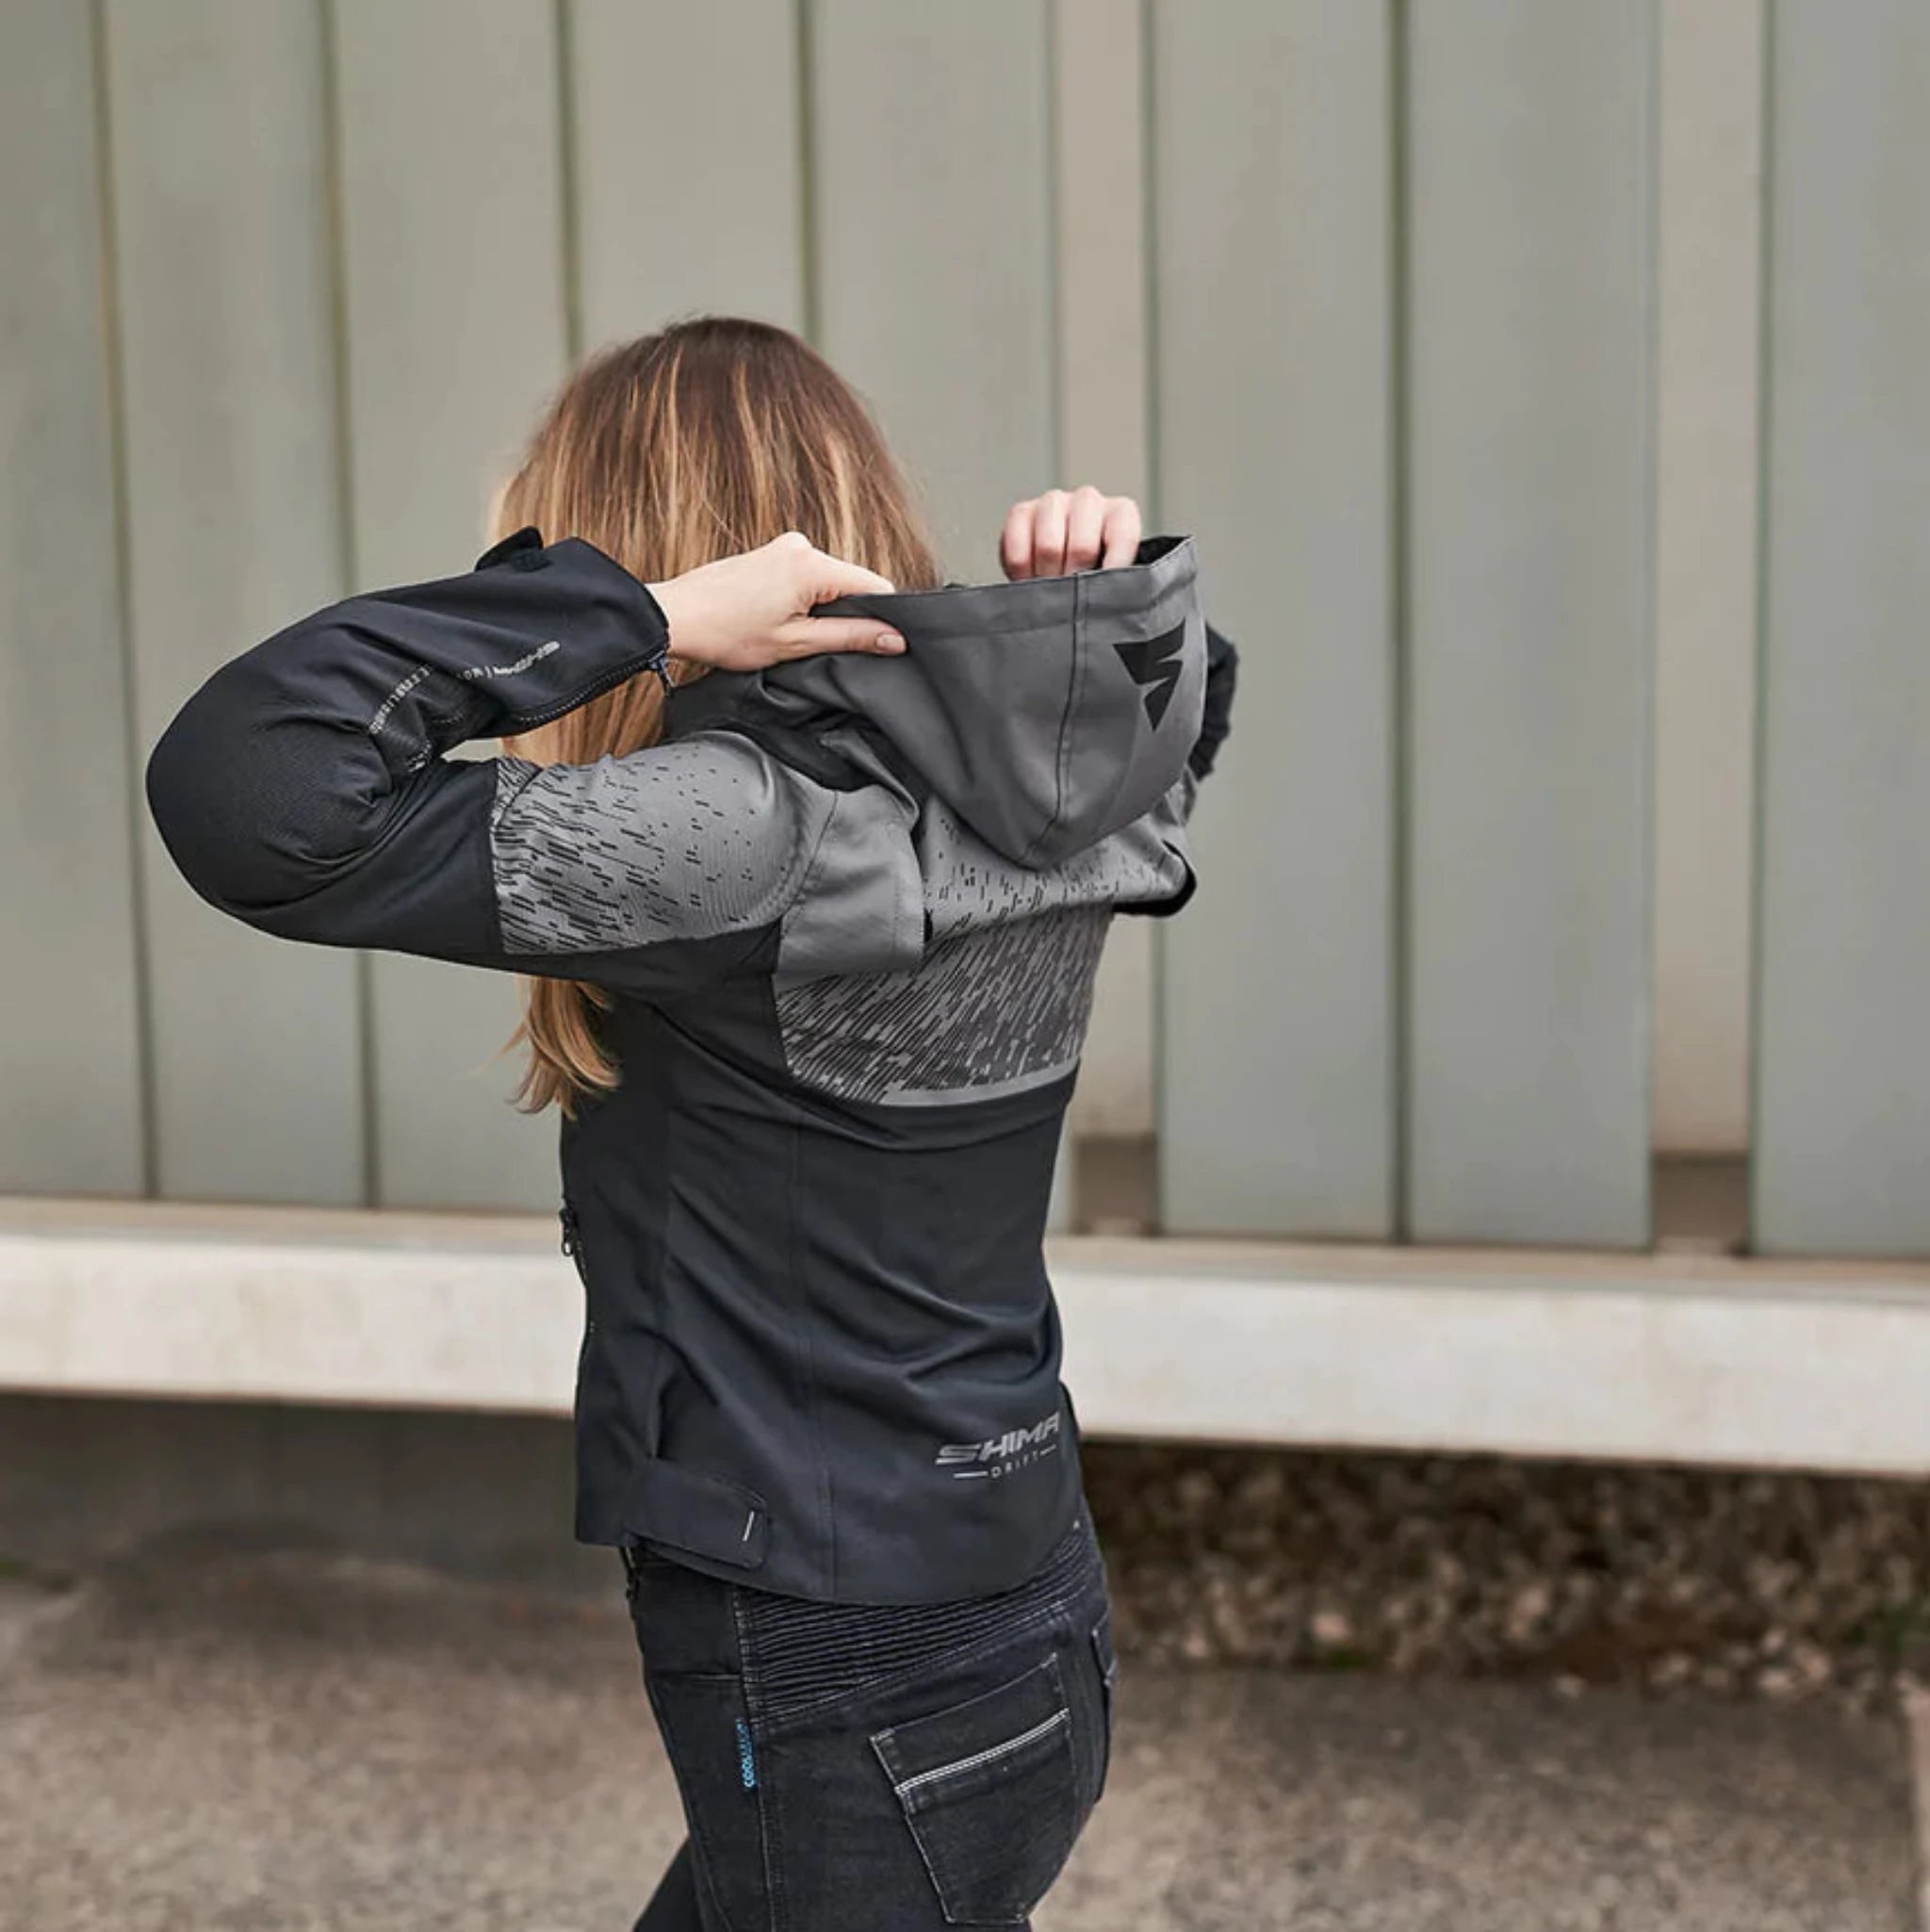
left=648, top=532, right=906, bottom=669
left=1000, top=487, right=1142, bottom=580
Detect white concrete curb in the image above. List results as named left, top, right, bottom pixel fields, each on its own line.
left=4, top=1199, right=1930, bottom=1475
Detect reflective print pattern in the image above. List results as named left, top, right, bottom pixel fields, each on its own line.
left=777, top=904, right=1110, bottom=1104
left=490, top=737, right=826, bottom=955
left=918, top=791, right=1192, bottom=945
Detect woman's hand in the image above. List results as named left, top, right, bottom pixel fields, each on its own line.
left=648, top=532, right=905, bottom=669
left=999, top=487, right=1142, bottom=580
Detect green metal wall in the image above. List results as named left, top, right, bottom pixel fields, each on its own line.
left=1400, top=4, right=1657, bottom=1247
left=0, top=0, right=1923, bottom=1256
left=1153, top=2, right=1398, bottom=1240
left=1753, top=1, right=1930, bottom=1257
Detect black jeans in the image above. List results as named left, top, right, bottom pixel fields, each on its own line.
left=624, top=1511, right=1117, bottom=1932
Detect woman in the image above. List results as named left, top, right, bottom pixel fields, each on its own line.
left=147, top=319, right=1235, bottom=1931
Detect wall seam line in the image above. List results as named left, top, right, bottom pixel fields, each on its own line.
left=553, top=0, right=584, bottom=361
left=1140, top=0, right=1170, bottom=1228
left=795, top=0, right=822, bottom=346
left=1389, top=0, right=1413, bottom=1244
left=1743, top=0, right=1778, bottom=1254
left=1042, top=0, right=1066, bottom=499
left=317, top=0, right=379, bottom=1209
left=1635, top=0, right=1661, bottom=1246
left=89, top=0, right=159, bottom=1202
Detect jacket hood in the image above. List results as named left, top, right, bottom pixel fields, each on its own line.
left=666, top=536, right=1204, bottom=870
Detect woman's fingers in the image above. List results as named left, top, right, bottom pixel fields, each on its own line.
left=1000, top=500, right=1037, bottom=581
left=1032, top=490, right=1070, bottom=577
left=1065, top=486, right=1108, bottom=571
left=798, top=542, right=896, bottom=604
left=787, top=536, right=901, bottom=654
left=653, top=489, right=1141, bottom=670
left=1100, top=495, right=1142, bottom=568
left=777, top=616, right=905, bottom=658
left=1000, top=489, right=1143, bottom=579
left=650, top=532, right=901, bottom=669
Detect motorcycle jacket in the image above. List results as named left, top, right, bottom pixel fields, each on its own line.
left=147, top=528, right=1235, bottom=1603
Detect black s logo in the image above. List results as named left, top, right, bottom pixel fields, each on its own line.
left=1113, top=621, right=1186, bottom=730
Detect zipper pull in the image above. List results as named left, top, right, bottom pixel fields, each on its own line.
left=560, top=1204, right=595, bottom=1299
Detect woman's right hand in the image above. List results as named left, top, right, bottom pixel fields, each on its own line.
left=647, top=532, right=905, bottom=670
left=1000, top=486, right=1142, bottom=580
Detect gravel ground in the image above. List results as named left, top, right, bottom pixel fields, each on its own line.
left=1083, top=1443, right=1930, bottom=1711
left=1, top=1551, right=1913, bottom=1932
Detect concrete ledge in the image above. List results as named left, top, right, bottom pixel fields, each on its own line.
left=5, top=1197, right=1930, bottom=1475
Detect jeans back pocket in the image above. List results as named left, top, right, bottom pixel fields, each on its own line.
left=870, top=1654, right=1079, bottom=1925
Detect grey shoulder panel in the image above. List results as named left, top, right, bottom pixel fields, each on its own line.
left=770, top=786, right=1190, bottom=1108
left=918, top=791, right=1193, bottom=945
left=489, top=736, right=835, bottom=957
left=774, top=781, right=925, bottom=981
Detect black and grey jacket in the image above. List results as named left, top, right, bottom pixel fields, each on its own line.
left=147, top=529, right=1236, bottom=1604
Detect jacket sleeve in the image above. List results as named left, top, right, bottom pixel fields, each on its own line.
left=145, top=531, right=843, bottom=995
left=1152, top=621, right=1240, bottom=837
left=1188, top=625, right=1239, bottom=783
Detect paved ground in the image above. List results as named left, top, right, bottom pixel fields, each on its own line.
left=0, top=1549, right=1917, bottom=1932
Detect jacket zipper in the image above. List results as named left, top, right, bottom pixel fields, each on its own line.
left=559, top=1203, right=595, bottom=1335
left=515, top=647, right=667, bottom=734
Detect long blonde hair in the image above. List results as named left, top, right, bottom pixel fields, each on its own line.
left=495, top=318, right=939, bottom=1113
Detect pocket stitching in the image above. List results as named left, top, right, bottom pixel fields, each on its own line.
left=869, top=1653, right=1066, bottom=1787
left=890, top=1706, right=1071, bottom=1799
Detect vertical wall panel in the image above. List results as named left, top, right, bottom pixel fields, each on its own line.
left=106, top=0, right=364, bottom=1204
left=810, top=1, right=1056, bottom=578
left=1652, top=0, right=1763, bottom=1158
left=570, top=0, right=805, bottom=347
left=0, top=2, right=145, bottom=1194
left=1405, top=2, right=1656, bottom=1247
left=1053, top=0, right=1151, bottom=513
left=1154, top=0, right=1397, bottom=1236
left=1055, top=0, right=1155, bottom=1149
left=1754, top=2, right=1930, bottom=1256
left=333, top=0, right=571, bottom=1210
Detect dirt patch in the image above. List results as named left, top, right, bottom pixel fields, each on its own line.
left=1083, top=1443, right=1930, bottom=1710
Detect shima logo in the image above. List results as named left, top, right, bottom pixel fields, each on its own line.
left=934, top=1410, right=1062, bottom=1481
left=1114, top=620, right=1187, bottom=730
